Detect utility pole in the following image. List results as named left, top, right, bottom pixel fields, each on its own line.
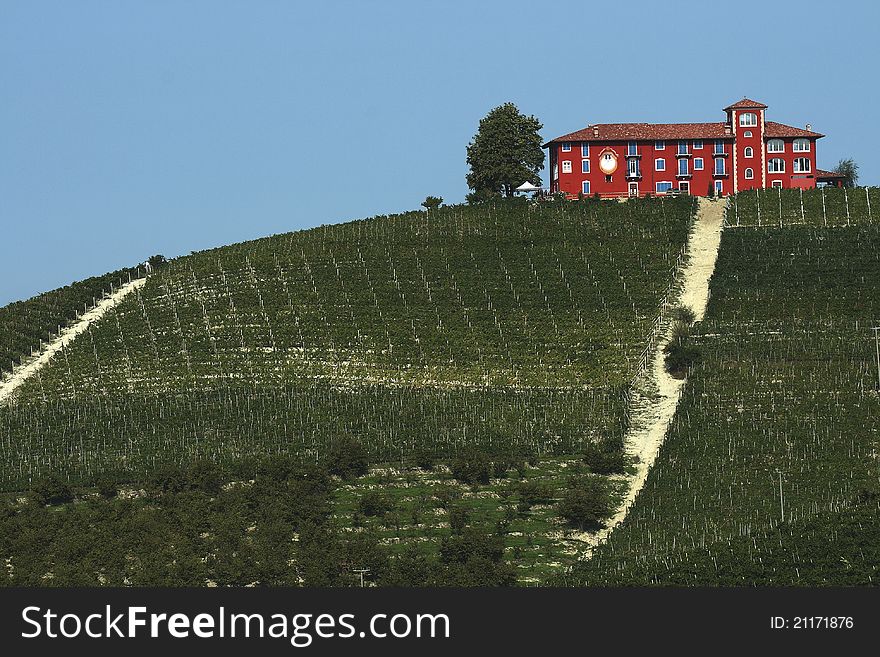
left=872, top=327, right=880, bottom=391
left=353, top=568, right=370, bottom=588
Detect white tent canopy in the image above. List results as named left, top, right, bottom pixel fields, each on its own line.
left=515, top=181, right=543, bottom=192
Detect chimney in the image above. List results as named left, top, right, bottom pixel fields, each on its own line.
left=805, top=123, right=812, bottom=132
left=724, top=125, right=732, bottom=136
left=592, top=126, right=599, bottom=138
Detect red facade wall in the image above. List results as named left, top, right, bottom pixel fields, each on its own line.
left=551, top=138, right=735, bottom=199
left=764, top=137, right=817, bottom=190
left=547, top=103, right=822, bottom=198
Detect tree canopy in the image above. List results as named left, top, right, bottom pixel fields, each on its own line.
left=466, top=103, right=544, bottom=200
left=835, top=158, right=859, bottom=188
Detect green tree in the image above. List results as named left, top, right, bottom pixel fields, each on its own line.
left=835, top=158, right=859, bottom=188
left=557, top=477, right=613, bottom=530
left=358, top=490, right=392, bottom=517
left=325, top=437, right=370, bottom=480
left=450, top=448, right=492, bottom=485
left=466, top=103, right=544, bottom=200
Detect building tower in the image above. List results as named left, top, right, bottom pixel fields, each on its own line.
left=724, top=98, right=767, bottom=194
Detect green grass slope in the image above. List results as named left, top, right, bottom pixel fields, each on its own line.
left=0, top=197, right=693, bottom=489
left=563, top=219, right=880, bottom=586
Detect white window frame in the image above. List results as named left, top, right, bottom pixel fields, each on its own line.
left=743, top=130, right=753, bottom=138
left=678, top=159, right=689, bottom=175
left=714, top=180, right=723, bottom=194
left=767, top=139, right=785, bottom=153
left=771, top=180, right=783, bottom=189
left=739, top=112, right=758, bottom=127
left=561, top=142, right=571, bottom=152
left=677, top=140, right=689, bottom=155
left=744, top=146, right=754, bottom=158
left=714, top=158, right=726, bottom=175
left=745, top=167, right=754, bottom=179
left=561, top=160, right=572, bottom=174
left=768, top=158, right=785, bottom=173
left=582, top=180, right=590, bottom=195
left=655, top=140, right=665, bottom=150
left=714, top=140, right=726, bottom=155
left=793, top=157, right=811, bottom=173
left=693, top=139, right=703, bottom=150
left=627, top=141, right=638, bottom=156
left=793, top=138, right=810, bottom=152
left=581, top=143, right=590, bottom=157
left=655, top=158, right=666, bottom=171
left=581, top=159, right=590, bottom=173
left=656, top=181, right=673, bottom=194
left=552, top=164, right=558, bottom=180
left=693, top=158, right=704, bottom=171
left=628, top=159, right=640, bottom=176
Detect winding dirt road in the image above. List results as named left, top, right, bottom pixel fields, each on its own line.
left=575, top=197, right=726, bottom=551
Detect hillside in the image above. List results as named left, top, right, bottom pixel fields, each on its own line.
left=0, top=198, right=692, bottom=491
left=563, top=206, right=880, bottom=585
left=0, top=196, right=702, bottom=585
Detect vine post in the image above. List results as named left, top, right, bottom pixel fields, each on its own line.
left=872, top=326, right=880, bottom=391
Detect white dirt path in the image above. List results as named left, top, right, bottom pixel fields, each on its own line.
left=0, top=277, right=146, bottom=405
left=574, top=197, right=726, bottom=551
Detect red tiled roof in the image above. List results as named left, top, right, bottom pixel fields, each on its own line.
left=764, top=121, right=824, bottom=138
left=816, top=169, right=844, bottom=179
left=544, top=119, right=825, bottom=146
left=544, top=122, right=733, bottom=146
left=724, top=98, right=768, bottom=111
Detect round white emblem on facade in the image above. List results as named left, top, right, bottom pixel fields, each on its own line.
left=598, top=148, right=618, bottom=175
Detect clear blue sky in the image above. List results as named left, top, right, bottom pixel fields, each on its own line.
left=2, top=0, right=878, bottom=306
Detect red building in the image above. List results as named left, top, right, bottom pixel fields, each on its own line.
left=544, top=98, right=841, bottom=198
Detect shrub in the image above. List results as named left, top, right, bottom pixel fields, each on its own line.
left=358, top=491, right=393, bottom=518
left=448, top=505, right=469, bottom=534
left=325, top=438, right=370, bottom=480
left=582, top=441, right=628, bottom=475
left=671, top=306, right=696, bottom=325
left=515, top=480, right=554, bottom=511
left=664, top=342, right=702, bottom=378
left=450, top=449, right=492, bottom=485
left=148, top=464, right=194, bottom=494
left=465, top=189, right=501, bottom=205
left=188, top=460, right=225, bottom=495
left=148, top=254, right=168, bottom=269
left=663, top=318, right=702, bottom=378
left=421, top=196, right=443, bottom=211
left=438, top=529, right=517, bottom=586
left=557, top=477, right=613, bottom=529
left=94, top=473, right=119, bottom=499
left=257, top=454, right=300, bottom=482
left=434, top=486, right=462, bottom=509
left=31, top=474, right=74, bottom=506
left=410, top=447, right=437, bottom=471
